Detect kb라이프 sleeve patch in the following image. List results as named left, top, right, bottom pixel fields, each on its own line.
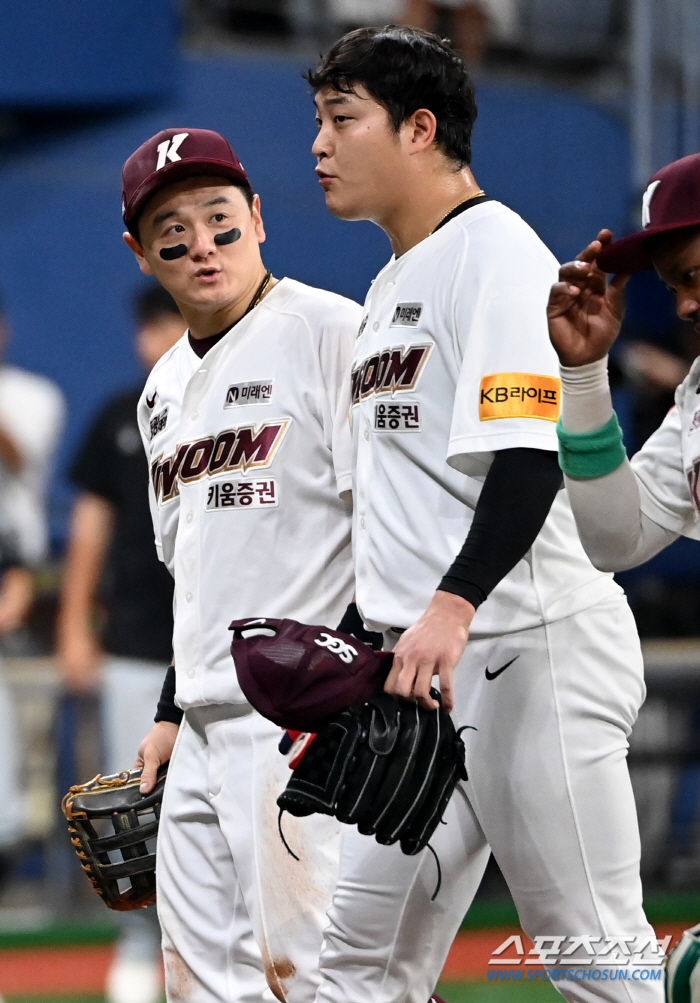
left=479, top=373, right=561, bottom=422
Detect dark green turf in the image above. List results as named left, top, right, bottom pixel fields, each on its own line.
left=0, top=892, right=697, bottom=950
left=643, top=892, right=700, bottom=924
left=6, top=998, right=105, bottom=1002
left=0, top=920, right=117, bottom=951
left=2, top=988, right=558, bottom=1003
left=460, top=892, right=700, bottom=930
left=437, top=980, right=560, bottom=1002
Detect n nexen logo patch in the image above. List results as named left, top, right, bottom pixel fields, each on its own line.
left=479, top=373, right=560, bottom=422
left=390, top=303, right=423, bottom=327
left=225, top=381, right=273, bottom=407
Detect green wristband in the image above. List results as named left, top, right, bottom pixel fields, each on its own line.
left=557, top=413, right=626, bottom=479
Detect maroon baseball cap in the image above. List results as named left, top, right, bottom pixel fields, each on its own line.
left=598, top=153, right=700, bottom=273
left=122, top=127, right=249, bottom=233
left=230, top=618, right=394, bottom=732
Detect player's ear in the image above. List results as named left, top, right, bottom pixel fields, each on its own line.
left=124, top=231, right=154, bottom=276
left=251, top=194, right=266, bottom=246
left=404, top=108, right=438, bottom=156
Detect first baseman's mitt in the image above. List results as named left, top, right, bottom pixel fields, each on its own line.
left=62, top=765, right=168, bottom=911
left=277, top=690, right=467, bottom=877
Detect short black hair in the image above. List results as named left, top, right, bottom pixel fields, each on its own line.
left=306, top=25, right=478, bottom=168
left=130, top=178, right=256, bottom=242
left=134, top=283, right=181, bottom=324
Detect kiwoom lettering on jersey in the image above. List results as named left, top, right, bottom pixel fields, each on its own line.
left=150, top=408, right=168, bottom=439
left=351, top=344, right=432, bottom=405
left=390, top=302, right=423, bottom=327
left=224, top=381, right=274, bottom=407
left=151, top=419, right=290, bottom=502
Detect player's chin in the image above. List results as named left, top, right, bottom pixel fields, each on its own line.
left=323, top=191, right=366, bottom=222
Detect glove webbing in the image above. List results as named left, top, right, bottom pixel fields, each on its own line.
left=276, top=693, right=468, bottom=899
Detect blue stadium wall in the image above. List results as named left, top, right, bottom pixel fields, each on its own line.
left=0, top=54, right=630, bottom=546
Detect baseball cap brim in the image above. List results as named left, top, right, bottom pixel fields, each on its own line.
left=597, top=218, right=700, bottom=274
left=125, top=157, right=249, bottom=231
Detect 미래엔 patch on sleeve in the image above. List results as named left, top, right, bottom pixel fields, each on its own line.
left=479, top=373, right=561, bottom=422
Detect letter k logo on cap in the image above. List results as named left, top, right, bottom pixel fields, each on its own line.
left=641, top=179, right=661, bottom=228
left=156, top=133, right=189, bottom=170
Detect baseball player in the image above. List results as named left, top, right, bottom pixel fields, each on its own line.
left=547, top=154, right=700, bottom=589
left=306, top=26, right=663, bottom=1003
left=121, top=128, right=360, bottom=1003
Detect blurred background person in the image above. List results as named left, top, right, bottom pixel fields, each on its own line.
left=0, top=295, right=65, bottom=572
left=0, top=538, right=37, bottom=905
left=0, top=540, right=34, bottom=1003
left=401, top=0, right=519, bottom=65
left=0, top=290, right=64, bottom=961
left=56, top=283, right=184, bottom=1003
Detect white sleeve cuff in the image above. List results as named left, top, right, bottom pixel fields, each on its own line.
left=560, top=357, right=614, bottom=434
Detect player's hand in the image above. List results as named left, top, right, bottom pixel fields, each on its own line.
left=56, top=629, right=103, bottom=694
left=384, top=591, right=475, bottom=712
left=136, top=720, right=179, bottom=793
left=548, top=229, right=630, bottom=367
left=0, top=568, right=33, bottom=636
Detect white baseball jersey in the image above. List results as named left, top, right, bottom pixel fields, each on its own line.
left=629, top=356, right=700, bottom=539
left=350, top=199, right=621, bottom=635
left=0, top=365, right=65, bottom=565
left=138, top=278, right=360, bottom=709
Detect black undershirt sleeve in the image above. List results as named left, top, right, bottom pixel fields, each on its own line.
left=438, top=448, right=563, bottom=610
left=154, top=664, right=183, bottom=726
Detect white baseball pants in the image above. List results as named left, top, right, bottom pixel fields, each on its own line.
left=157, top=705, right=342, bottom=1003
left=313, top=598, right=663, bottom=1003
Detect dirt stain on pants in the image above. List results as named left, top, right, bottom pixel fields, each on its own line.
left=263, top=946, right=297, bottom=1002
left=164, top=947, right=197, bottom=1002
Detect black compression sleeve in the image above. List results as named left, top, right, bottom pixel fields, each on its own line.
left=439, top=448, right=563, bottom=609
left=154, top=664, right=183, bottom=725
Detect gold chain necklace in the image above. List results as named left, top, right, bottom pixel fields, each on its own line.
left=430, top=190, right=486, bottom=235
left=246, top=269, right=273, bottom=316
